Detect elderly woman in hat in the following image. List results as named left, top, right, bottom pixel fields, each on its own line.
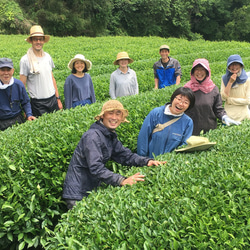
left=109, top=51, right=139, bottom=99
left=64, top=54, right=96, bottom=109
left=62, top=100, right=166, bottom=209
left=220, top=54, right=250, bottom=122
left=184, top=58, right=240, bottom=136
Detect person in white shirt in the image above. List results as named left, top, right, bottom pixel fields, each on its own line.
left=109, top=51, right=138, bottom=99
left=20, top=25, right=63, bottom=117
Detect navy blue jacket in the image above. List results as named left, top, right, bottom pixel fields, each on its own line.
left=62, top=121, right=150, bottom=200
left=0, top=78, right=32, bottom=120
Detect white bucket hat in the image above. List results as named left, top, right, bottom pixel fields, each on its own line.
left=68, top=54, right=92, bottom=71
left=175, top=136, right=216, bottom=152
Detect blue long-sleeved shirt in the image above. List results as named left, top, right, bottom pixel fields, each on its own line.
left=0, top=78, right=32, bottom=120
left=64, top=74, right=96, bottom=109
left=137, top=105, right=193, bottom=158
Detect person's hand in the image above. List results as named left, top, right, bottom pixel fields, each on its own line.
left=120, top=172, right=145, bottom=186
left=229, top=73, right=237, bottom=83
left=147, top=160, right=166, bottom=166
left=57, top=99, right=63, bottom=110
left=27, top=116, right=36, bottom=121
left=222, top=115, right=241, bottom=126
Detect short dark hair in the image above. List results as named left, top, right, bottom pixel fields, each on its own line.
left=170, top=87, right=195, bottom=111
left=71, top=61, right=88, bottom=74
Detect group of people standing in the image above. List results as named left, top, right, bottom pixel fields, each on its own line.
left=137, top=52, right=249, bottom=158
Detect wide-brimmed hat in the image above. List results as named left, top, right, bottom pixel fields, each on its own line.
left=95, top=100, right=129, bottom=123
left=26, top=25, right=50, bottom=43
left=113, top=52, right=134, bottom=65
left=175, top=136, right=216, bottom=152
left=0, top=58, right=14, bottom=69
left=68, top=54, right=92, bottom=71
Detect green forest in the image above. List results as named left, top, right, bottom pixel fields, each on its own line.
left=1, top=0, right=250, bottom=41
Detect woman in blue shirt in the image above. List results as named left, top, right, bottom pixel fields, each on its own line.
left=64, top=54, right=96, bottom=109
left=137, top=87, right=195, bottom=158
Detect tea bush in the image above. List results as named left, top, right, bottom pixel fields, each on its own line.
left=44, top=119, right=250, bottom=249
left=0, top=35, right=250, bottom=249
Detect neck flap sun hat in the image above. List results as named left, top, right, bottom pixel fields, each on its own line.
left=68, top=54, right=92, bottom=71
left=95, top=100, right=129, bottom=123
left=113, top=52, right=134, bottom=65
left=26, top=25, right=50, bottom=43
left=175, top=136, right=216, bottom=152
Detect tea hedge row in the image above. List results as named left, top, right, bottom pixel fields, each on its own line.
left=44, top=119, right=250, bottom=249
left=1, top=35, right=250, bottom=103
left=0, top=87, right=174, bottom=249
left=1, top=85, right=250, bottom=249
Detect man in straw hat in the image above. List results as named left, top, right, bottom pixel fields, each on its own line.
left=19, top=25, right=63, bottom=117
left=109, top=51, right=139, bottom=99
left=153, top=44, right=182, bottom=89
left=62, top=100, right=166, bottom=209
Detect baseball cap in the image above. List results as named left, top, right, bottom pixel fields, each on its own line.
left=159, top=45, right=170, bottom=51
left=0, top=58, right=14, bottom=69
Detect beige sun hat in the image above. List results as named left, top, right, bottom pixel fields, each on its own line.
left=113, top=52, right=134, bottom=65
left=95, top=100, right=129, bottom=123
left=26, top=25, right=50, bottom=43
left=175, top=136, right=216, bottom=152
left=68, top=54, right=92, bottom=71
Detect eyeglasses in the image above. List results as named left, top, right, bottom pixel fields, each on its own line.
left=175, top=96, right=190, bottom=106
left=32, top=37, right=45, bottom=42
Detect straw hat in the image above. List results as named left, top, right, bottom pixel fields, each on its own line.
left=175, top=136, right=216, bottom=152
left=68, top=54, right=92, bottom=71
left=113, top=52, right=134, bottom=65
left=26, top=25, right=50, bottom=43
left=95, top=100, right=129, bottom=123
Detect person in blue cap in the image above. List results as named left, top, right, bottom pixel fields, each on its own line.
left=0, top=58, right=36, bottom=131
left=221, top=54, right=250, bottom=122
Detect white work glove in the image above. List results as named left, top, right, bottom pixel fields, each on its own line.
left=222, top=115, right=241, bottom=126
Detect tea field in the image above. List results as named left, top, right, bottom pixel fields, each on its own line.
left=0, top=35, right=250, bottom=249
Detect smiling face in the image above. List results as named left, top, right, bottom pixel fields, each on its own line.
left=193, top=65, right=207, bottom=82
left=0, top=67, right=14, bottom=84
left=31, top=36, right=45, bottom=52
left=101, top=109, right=123, bottom=130
left=169, top=94, right=190, bottom=115
left=159, top=49, right=170, bottom=62
left=73, top=60, right=86, bottom=73
left=118, top=59, right=128, bottom=68
left=118, top=59, right=129, bottom=69
left=228, top=62, right=242, bottom=74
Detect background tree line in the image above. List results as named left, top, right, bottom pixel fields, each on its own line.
left=1, top=0, right=250, bottom=41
